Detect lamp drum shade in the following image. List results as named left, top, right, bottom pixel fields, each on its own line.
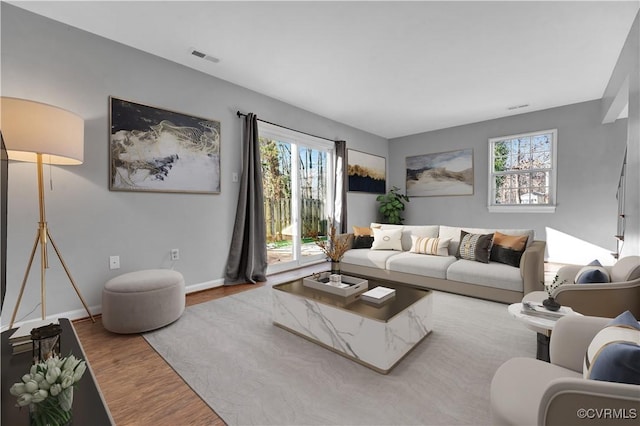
left=0, top=97, right=84, bottom=165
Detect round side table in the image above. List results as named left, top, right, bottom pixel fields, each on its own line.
left=508, top=302, right=581, bottom=362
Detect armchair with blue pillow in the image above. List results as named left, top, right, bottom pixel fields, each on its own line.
left=524, top=256, right=640, bottom=318
left=491, top=311, right=640, bottom=426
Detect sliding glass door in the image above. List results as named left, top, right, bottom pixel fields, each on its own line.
left=258, top=122, right=334, bottom=273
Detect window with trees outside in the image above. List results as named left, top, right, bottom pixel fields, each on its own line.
left=488, top=129, right=557, bottom=213
left=258, top=122, right=335, bottom=273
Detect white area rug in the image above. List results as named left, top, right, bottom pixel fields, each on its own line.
left=144, top=286, right=536, bottom=425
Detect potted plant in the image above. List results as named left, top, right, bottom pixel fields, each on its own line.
left=542, top=274, right=567, bottom=311
left=376, top=186, right=410, bottom=224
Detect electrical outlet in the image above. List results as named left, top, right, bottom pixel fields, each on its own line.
left=232, top=172, right=239, bottom=183
left=109, top=255, right=120, bottom=270
left=171, top=249, right=180, bottom=261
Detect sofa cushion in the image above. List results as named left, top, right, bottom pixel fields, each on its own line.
left=371, top=223, right=439, bottom=251
left=490, top=232, right=528, bottom=267
left=610, top=256, right=640, bottom=282
left=341, top=248, right=400, bottom=269
left=409, top=235, right=451, bottom=256
left=371, top=228, right=403, bottom=251
left=575, top=260, right=610, bottom=284
left=386, top=252, right=457, bottom=279
left=446, top=259, right=523, bottom=292
left=584, top=311, right=640, bottom=384
left=456, top=231, right=493, bottom=263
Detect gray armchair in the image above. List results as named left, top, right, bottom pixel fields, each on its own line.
left=491, top=315, right=640, bottom=426
left=551, top=256, right=640, bottom=318
left=524, top=256, right=640, bottom=318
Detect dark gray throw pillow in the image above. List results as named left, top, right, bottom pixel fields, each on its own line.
left=353, top=235, right=374, bottom=249
left=456, top=230, right=493, bottom=264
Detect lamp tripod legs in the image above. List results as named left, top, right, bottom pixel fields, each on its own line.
left=47, top=229, right=95, bottom=324
left=9, top=229, right=40, bottom=329
left=8, top=229, right=96, bottom=329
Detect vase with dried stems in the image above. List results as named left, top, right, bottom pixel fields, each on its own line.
left=310, top=222, right=351, bottom=275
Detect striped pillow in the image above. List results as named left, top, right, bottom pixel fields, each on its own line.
left=410, top=235, right=451, bottom=256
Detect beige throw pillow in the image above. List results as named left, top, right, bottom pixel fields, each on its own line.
left=371, top=228, right=403, bottom=251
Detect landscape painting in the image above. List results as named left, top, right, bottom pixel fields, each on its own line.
left=406, top=148, right=473, bottom=197
left=348, top=149, right=386, bottom=194
left=110, top=97, right=220, bottom=193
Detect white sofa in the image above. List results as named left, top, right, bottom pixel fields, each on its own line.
left=341, top=224, right=546, bottom=304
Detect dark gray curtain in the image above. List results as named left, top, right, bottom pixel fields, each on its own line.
left=224, top=113, right=268, bottom=285
left=334, top=140, right=348, bottom=233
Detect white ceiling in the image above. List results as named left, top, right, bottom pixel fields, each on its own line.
left=9, top=1, right=639, bottom=139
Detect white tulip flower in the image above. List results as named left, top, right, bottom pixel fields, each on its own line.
left=45, top=366, right=61, bottom=384
left=24, top=380, right=39, bottom=393
left=60, top=372, right=74, bottom=389
left=49, top=383, right=62, bottom=397
left=31, top=389, right=48, bottom=403
left=9, top=382, right=26, bottom=396
left=73, top=361, right=87, bottom=382
left=16, top=393, right=32, bottom=407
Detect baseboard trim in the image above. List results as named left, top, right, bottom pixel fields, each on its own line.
left=185, top=278, right=224, bottom=294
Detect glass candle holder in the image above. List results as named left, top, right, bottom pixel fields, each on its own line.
left=31, top=323, right=62, bottom=363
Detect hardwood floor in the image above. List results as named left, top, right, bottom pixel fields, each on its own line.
left=72, top=264, right=325, bottom=426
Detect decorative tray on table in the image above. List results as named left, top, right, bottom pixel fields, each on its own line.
left=303, top=272, right=369, bottom=297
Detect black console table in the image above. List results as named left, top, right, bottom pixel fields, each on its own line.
left=2, top=318, right=114, bottom=425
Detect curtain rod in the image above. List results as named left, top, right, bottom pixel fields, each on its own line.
left=236, top=111, right=337, bottom=143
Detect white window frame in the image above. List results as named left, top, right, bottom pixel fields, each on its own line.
left=258, top=121, right=335, bottom=273
left=488, top=129, right=557, bottom=213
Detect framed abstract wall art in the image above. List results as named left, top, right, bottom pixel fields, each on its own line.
left=109, top=97, right=220, bottom=193
left=406, top=148, right=474, bottom=197
left=347, top=149, right=386, bottom=194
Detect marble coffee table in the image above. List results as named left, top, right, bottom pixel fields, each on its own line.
left=272, top=277, right=433, bottom=374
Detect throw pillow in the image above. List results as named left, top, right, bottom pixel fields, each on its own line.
left=409, top=235, right=451, bottom=256
left=584, top=310, right=640, bottom=385
left=456, top=231, right=493, bottom=263
left=371, top=228, right=403, bottom=251
left=490, top=232, right=528, bottom=267
left=353, top=225, right=373, bottom=237
left=352, top=235, right=374, bottom=249
left=575, top=259, right=611, bottom=284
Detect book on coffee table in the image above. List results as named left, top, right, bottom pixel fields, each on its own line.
left=360, top=286, right=396, bottom=304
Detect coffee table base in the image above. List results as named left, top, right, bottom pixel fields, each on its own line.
left=272, top=288, right=433, bottom=374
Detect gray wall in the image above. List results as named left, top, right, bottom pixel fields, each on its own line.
left=1, top=4, right=386, bottom=325
left=602, top=12, right=640, bottom=257
left=389, top=101, right=629, bottom=265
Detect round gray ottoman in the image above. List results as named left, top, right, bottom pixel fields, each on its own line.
left=102, top=269, right=185, bottom=334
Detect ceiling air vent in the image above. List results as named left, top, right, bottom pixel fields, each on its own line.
left=507, top=104, right=530, bottom=111
left=190, top=48, right=220, bottom=64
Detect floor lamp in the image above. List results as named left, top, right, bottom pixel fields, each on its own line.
left=1, top=97, right=95, bottom=328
